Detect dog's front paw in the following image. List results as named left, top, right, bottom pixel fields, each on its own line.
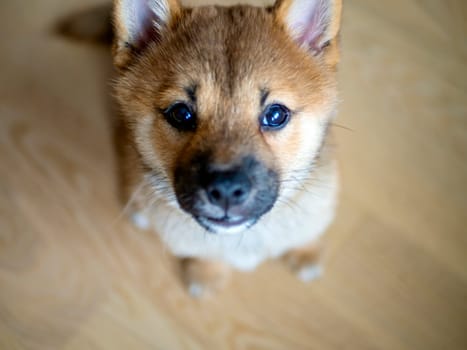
left=282, top=241, right=324, bottom=282
left=296, top=264, right=324, bottom=282
left=130, top=211, right=151, bottom=230
left=181, top=258, right=231, bottom=298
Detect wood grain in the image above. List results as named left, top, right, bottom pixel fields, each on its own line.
left=1, top=0, right=466, bottom=349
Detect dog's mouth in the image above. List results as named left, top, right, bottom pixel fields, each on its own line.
left=195, top=215, right=257, bottom=234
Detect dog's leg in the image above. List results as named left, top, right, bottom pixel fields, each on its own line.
left=282, top=240, right=324, bottom=282
left=113, top=119, right=152, bottom=230
left=180, top=258, right=231, bottom=298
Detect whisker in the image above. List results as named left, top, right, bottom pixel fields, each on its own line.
left=110, top=180, right=146, bottom=227
left=329, top=122, right=354, bottom=132
left=235, top=231, right=245, bottom=249
left=276, top=197, right=302, bottom=213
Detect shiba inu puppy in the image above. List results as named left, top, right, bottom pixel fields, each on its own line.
left=111, top=0, right=342, bottom=297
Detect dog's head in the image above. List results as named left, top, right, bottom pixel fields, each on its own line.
left=113, top=0, right=342, bottom=233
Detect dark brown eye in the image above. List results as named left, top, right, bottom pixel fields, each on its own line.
left=260, top=104, right=290, bottom=130
left=163, top=103, right=196, bottom=131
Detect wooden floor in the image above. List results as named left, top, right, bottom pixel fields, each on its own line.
left=1, top=0, right=466, bottom=349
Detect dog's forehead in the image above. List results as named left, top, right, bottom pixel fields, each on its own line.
left=170, top=6, right=287, bottom=86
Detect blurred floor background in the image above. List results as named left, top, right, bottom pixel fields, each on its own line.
left=0, top=0, right=466, bottom=349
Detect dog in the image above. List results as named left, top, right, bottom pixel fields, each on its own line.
left=69, top=0, right=342, bottom=297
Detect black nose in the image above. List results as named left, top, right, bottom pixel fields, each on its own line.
left=205, top=169, right=251, bottom=209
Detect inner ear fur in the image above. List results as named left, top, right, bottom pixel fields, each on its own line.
left=273, top=0, right=342, bottom=66
left=112, top=0, right=182, bottom=69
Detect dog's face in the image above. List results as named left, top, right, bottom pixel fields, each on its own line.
left=113, top=0, right=341, bottom=233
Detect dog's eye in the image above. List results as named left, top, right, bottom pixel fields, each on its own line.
left=260, top=104, right=290, bottom=130
left=163, top=103, right=196, bottom=131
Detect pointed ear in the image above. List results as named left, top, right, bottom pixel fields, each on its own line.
left=113, top=0, right=181, bottom=68
left=274, top=0, right=342, bottom=57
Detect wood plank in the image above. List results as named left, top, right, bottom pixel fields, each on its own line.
left=0, top=0, right=466, bottom=349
